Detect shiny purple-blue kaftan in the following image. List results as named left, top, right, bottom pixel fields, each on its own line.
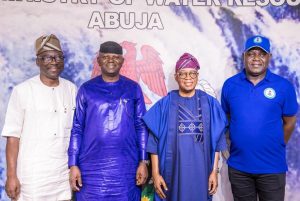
left=68, top=75, right=148, bottom=201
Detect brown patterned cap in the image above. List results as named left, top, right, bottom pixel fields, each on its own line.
left=35, top=34, right=62, bottom=55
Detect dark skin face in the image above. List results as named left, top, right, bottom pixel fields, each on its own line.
left=97, top=53, right=124, bottom=82
left=244, top=47, right=271, bottom=79
left=36, top=50, right=64, bottom=86
left=175, top=68, right=199, bottom=97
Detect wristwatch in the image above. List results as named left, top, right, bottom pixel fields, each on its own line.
left=213, top=167, right=220, bottom=173
left=140, top=160, right=150, bottom=166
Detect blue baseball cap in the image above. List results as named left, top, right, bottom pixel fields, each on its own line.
left=244, top=35, right=270, bottom=53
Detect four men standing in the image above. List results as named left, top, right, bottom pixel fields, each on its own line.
left=2, top=36, right=298, bottom=201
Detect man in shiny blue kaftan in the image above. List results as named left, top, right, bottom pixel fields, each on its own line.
left=68, top=41, right=148, bottom=201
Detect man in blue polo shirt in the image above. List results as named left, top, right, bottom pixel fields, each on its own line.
left=221, top=35, right=298, bottom=201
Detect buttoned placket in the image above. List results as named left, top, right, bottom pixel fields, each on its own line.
left=108, top=91, right=115, bottom=132
left=52, top=87, right=58, bottom=137
left=246, top=78, right=267, bottom=100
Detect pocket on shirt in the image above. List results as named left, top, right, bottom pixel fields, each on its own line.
left=64, top=128, right=71, bottom=151
left=63, top=107, right=75, bottom=129
left=64, top=127, right=71, bottom=138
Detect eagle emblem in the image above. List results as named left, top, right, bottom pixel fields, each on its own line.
left=91, top=41, right=168, bottom=104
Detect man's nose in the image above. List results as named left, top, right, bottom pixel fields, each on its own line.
left=107, top=57, right=114, bottom=62
left=49, top=58, right=58, bottom=64
left=253, top=53, right=262, bottom=60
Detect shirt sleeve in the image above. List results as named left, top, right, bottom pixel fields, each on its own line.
left=68, top=86, right=86, bottom=167
left=134, top=85, right=149, bottom=161
left=210, top=95, right=228, bottom=152
left=71, top=83, right=78, bottom=107
left=147, top=131, right=158, bottom=154
left=221, top=81, right=230, bottom=114
left=142, top=99, right=162, bottom=137
left=1, top=87, right=24, bottom=138
left=215, top=132, right=227, bottom=151
left=143, top=99, right=164, bottom=155
left=282, top=81, right=298, bottom=116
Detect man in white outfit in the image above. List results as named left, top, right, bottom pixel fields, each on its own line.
left=2, top=34, right=76, bottom=201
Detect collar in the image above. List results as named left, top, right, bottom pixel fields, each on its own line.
left=240, top=68, right=273, bottom=82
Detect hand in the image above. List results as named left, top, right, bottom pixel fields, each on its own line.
left=5, top=175, right=21, bottom=200
left=136, top=162, right=148, bottom=186
left=69, top=166, right=82, bottom=191
left=152, top=173, right=168, bottom=199
left=208, top=170, right=218, bottom=195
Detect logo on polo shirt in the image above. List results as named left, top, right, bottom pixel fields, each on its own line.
left=264, top=88, right=276, bottom=99
left=254, top=36, right=262, bottom=43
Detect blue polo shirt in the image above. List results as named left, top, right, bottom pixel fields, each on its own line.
left=221, top=69, right=298, bottom=174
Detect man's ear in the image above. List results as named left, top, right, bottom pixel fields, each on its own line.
left=36, top=58, right=39, bottom=66
left=97, top=53, right=102, bottom=66
left=120, top=55, right=125, bottom=66
left=97, top=56, right=100, bottom=65
left=174, top=73, right=178, bottom=82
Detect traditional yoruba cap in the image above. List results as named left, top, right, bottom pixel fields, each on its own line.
left=245, top=35, right=270, bottom=53
left=175, top=53, right=200, bottom=72
left=99, top=41, right=123, bottom=55
left=35, top=34, right=62, bottom=55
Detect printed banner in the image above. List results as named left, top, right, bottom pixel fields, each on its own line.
left=0, top=1, right=299, bottom=200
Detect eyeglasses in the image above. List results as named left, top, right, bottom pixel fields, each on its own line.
left=37, top=55, right=65, bottom=63
left=176, top=71, right=198, bottom=79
